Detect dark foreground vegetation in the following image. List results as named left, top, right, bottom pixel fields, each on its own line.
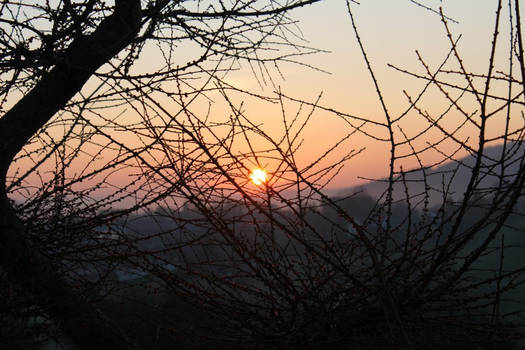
left=3, top=179, right=525, bottom=349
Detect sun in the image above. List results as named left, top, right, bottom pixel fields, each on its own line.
left=250, top=168, right=268, bottom=186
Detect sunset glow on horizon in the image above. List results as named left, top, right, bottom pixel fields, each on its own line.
left=5, top=0, right=509, bottom=204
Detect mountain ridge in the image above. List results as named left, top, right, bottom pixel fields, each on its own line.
left=330, top=141, right=525, bottom=207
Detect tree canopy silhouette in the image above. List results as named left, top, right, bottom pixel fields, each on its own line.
left=0, top=1, right=323, bottom=348
left=2, top=0, right=525, bottom=349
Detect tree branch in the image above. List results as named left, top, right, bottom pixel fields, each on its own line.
left=0, top=1, right=142, bottom=349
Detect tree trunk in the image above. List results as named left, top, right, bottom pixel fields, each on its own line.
left=0, top=1, right=143, bottom=349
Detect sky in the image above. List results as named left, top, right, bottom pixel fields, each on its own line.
left=7, top=0, right=518, bottom=205
left=220, top=0, right=513, bottom=189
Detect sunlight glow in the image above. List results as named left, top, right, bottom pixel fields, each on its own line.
left=250, top=168, right=268, bottom=186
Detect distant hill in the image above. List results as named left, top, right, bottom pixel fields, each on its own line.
left=331, top=141, right=525, bottom=208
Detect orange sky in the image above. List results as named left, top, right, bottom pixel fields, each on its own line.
left=216, top=0, right=518, bottom=189
left=7, top=0, right=521, bottom=205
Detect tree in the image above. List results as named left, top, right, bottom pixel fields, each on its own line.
left=0, top=1, right=323, bottom=348
left=2, top=0, right=525, bottom=349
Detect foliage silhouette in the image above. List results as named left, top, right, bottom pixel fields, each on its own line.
left=1, top=0, right=525, bottom=349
